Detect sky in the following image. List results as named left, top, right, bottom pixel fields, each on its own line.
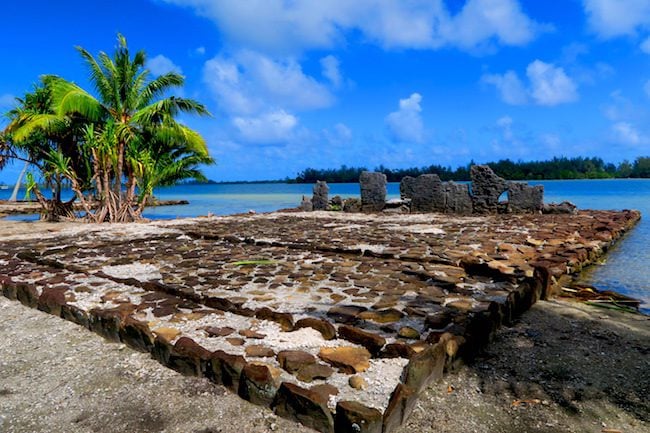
left=2, top=0, right=650, bottom=182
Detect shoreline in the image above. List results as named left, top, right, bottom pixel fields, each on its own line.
left=0, top=210, right=646, bottom=432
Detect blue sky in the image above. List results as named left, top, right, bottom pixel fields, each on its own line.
left=2, top=0, right=650, bottom=182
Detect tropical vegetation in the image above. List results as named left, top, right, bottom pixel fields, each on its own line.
left=0, top=34, right=213, bottom=222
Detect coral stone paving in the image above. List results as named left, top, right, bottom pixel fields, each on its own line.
left=0, top=209, right=640, bottom=433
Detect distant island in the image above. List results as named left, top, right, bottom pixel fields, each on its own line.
left=292, top=156, right=650, bottom=183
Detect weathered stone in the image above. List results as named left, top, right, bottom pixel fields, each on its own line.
left=245, top=345, right=275, bottom=358
left=226, top=337, right=245, bottom=346
left=310, top=384, right=339, bottom=399
left=169, top=337, right=212, bottom=376
left=359, top=171, right=386, bottom=212
left=335, top=400, right=383, bottom=433
left=399, top=176, right=417, bottom=200
left=410, top=174, right=446, bottom=213
left=239, top=329, right=266, bottom=339
left=507, top=182, right=544, bottom=213
left=204, top=326, right=235, bottom=337
left=255, top=307, right=294, bottom=331
left=380, top=342, right=417, bottom=359
left=272, top=383, right=334, bottom=433
left=543, top=201, right=578, bottom=214
left=211, top=350, right=246, bottom=391
left=312, top=181, right=329, bottom=211
left=382, top=384, right=417, bottom=433
left=37, top=286, right=68, bottom=316
left=296, top=363, right=335, bottom=382
left=330, top=195, right=343, bottom=208
left=277, top=350, right=316, bottom=373
left=300, top=196, right=313, bottom=212
left=348, top=375, right=367, bottom=390
left=443, top=181, right=473, bottom=214
left=402, top=342, right=446, bottom=393
left=16, top=282, right=38, bottom=308
left=358, top=308, right=404, bottom=323
left=295, top=317, right=337, bottom=340
left=119, top=317, right=155, bottom=353
left=239, top=363, right=280, bottom=406
left=318, top=346, right=371, bottom=374
left=342, top=198, right=362, bottom=213
left=397, top=326, right=421, bottom=340
left=326, top=305, right=367, bottom=324
left=337, top=325, right=386, bottom=355
left=470, top=165, right=507, bottom=214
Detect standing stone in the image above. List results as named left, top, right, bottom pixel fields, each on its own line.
left=470, top=165, right=507, bottom=214
left=399, top=176, right=416, bottom=200
left=300, top=196, right=313, bottom=212
left=410, top=174, right=445, bottom=213
left=443, top=182, right=472, bottom=214
left=507, top=182, right=544, bottom=213
left=312, top=181, right=329, bottom=211
left=359, top=171, right=386, bottom=212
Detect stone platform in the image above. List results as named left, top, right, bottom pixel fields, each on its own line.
left=0, top=210, right=640, bottom=433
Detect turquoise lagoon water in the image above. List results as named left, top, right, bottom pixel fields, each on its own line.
left=2, top=179, right=649, bottom=312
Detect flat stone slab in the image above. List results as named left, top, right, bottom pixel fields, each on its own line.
left=0, top=209, right=640, bottom=432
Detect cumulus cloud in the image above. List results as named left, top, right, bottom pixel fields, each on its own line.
left=320, top=55, right=342, bottom=88
left=323, top=122, right=352, bottom=145
left=232, top=110, right=298, bottom=144
left=385, top=93, right=424, bottom=143
left=160, top=0, right=546, bottom=53
left=483, top=60, right=578, bottom=106
left=612, top=121, right=644, bottom=145
left=526, top=60, right=578, bottom=106
left=203, top=51, right=334, bottom=115
left=146, top=54, right=183, bottom=76
left=482, top=71, right=528, bottom=105
left=583, top=0, right=650, bottom=38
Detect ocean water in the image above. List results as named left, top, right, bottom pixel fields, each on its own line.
left=2, top=179, right=648, bottom=312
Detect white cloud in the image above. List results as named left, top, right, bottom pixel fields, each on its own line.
left=324, top=122, right=352, bottom=145
left=583, top=0, right=650, bottom=38
left=641, top=37, right=650, bottom=53
left=232, top=110, right=298, bottom=144
left=320, top=55, right=342, bottom=88
left=496, top=115, right=514, bottom=140
left=385, top=93, right=424, bottom=143
left=482, top=71, right=528, bottom=105
left=483, top=60, right=578, bottom=106
left=0, top=94, right=15, bottom=109
left=203, top=51, right=334, bottom=115
left=526, top=60, right=578, bottom=106
left=195, top=46, right=206, bottom=55
left=612, top=121, right=644, bottom=145
left=146, top=54, right=183, bottom=76
left=161, top=0, right=546, bottom=53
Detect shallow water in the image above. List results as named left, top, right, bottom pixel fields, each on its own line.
left=2, top=179, right=648, bottom=312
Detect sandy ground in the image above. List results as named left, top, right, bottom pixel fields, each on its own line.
left=1, top=296, right=648, bottom=433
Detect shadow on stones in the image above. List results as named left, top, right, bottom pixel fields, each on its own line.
left=468, top=302, right=649, bottom=423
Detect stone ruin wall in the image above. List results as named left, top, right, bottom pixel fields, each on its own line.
left=304, top=165, right=562, bottom=215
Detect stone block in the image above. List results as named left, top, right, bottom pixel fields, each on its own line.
left=318, top=346, right=371, bottom=374
left=470, top=165, right=507, bottom=214
left=410, top=174, right=445, bottom=213
left=507, top=182, right=543, bottom=213
left=37, top=286, right=68, bottom=316
left=169, top=337, right=212, bottom=376
left=337, top=325, right=386, bottom=355
left=277, top=350, right=317, bottom=373
left=443, top=181, right=473, bottom=214
left=239, top=363, right=280, bottom=406
left=16, top=282, right=39, bottom=308
left=255, top=307, right=294, bottom=331
left=342, top=198, right=362, bottom=213
left=312, top=181, right=329, bottom=211
left=335, top=400, right=383, bottom=433
left=359, top=171, right=386, bottom=212
left=401, top=342, right=446, bottom=393
left=211, top=350, right=246, bottom=391
left=382, top=383, right=417, bottom=433
left=399, top=176, right=416, bottom=200
left=272, top=382, right=334, bottom=433
left=294, top=317, right=337, bottom=340
left=119, top=317, right=155, bottom=353
left=300, top=196, right=313, bottom=212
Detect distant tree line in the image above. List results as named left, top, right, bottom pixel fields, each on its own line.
left=293, top=157, right=650, bottom=183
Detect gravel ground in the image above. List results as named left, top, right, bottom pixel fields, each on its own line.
left=1, top=296, right=648, bottom=433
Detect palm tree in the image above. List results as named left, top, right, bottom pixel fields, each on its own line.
left=8, top=34, right=213, bottom=222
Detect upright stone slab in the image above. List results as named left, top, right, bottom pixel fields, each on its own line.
left=470, top=165, right=507, bottom=214
left=443, top=182, right=472, bottom=214
left=299, top=196, right=313, bottom=212
left=507, top=182, right=543, bottom=213
left=359, top=171, right=386, bottom=212
left=410, top=174, right=445, bottom=213
left=399, top=176, right=416, bottom=200
left=312, top=181, right=329, bottom=211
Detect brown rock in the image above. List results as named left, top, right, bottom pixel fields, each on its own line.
left=348, top=375, right=367, bottom=390
left=239, top=329, right=266, bottom=339
left=119, top=316, right=155, bottom=353
left=169, top=337, right=212, bottom=376
left=310, top=384, right=339, bottom=399
left=337, top=325, right=386, bottom=355
left=211, top=350, right=246, bottom=391
left=379, top=342, right=416, bottom=359
left=37, top=286, right=68, bottom=316
left=204, top=326, right=235, bottom=337
left=402, top=342, right=446, bottom=393
left=296, top=363, right=335, bottom=383
left=326, top=305, right=367, bottom=324
left=294, top=317, right=337, bottom=340
left=382, top=384, right=417, bottom=433
left=239, top=363, right=280, bottom=406
left=272, top=383, right=334, bottom=433
left=277, top=350, right=317, bottom=373
left=359, top=308, right=404, bottom=323
left=336, top=400, right=383, bottom=433
left=151, top=327, right=181, bottom=343
left=245, top=345, right=275, bottom=358
left=397, top=326, right=420, bottom=340
left=226, top=337, right=245, bottom=346
left=318, top=347, right=371, bottom=374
